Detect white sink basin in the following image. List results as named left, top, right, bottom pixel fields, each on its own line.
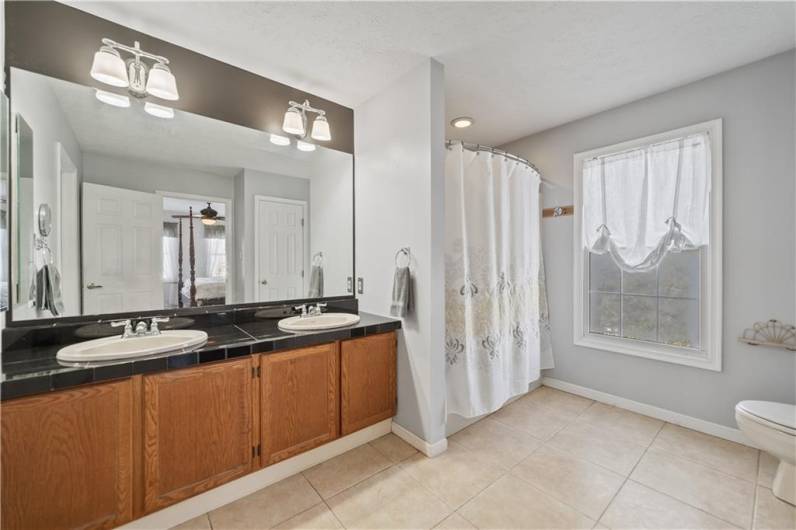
left=278, top=313, right=361, bottom=332
left=57, top=330, right=208, bottom=362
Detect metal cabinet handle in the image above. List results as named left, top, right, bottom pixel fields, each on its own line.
left=86, top=282, right=103, bottom=289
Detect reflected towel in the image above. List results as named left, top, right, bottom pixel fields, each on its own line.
left=30, top=264, right=64, bottom=317
left=308, top=265, right=324, bottom=298
left=390, top=265, right=412, bottom=318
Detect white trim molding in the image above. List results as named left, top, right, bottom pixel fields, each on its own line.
left=572, top=119, right=724, bottom=372
left=542, top=377, right=755, bottom=448
left=119, top=419, right=392, bottom=530
left=391, top=421, right=448, bottom=457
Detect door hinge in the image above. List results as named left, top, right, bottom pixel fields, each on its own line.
left=301, top=270, right=305, bottom=278
left=301, top=218, right=305, bottom=227
left=252, top=444, right=261, bottom=458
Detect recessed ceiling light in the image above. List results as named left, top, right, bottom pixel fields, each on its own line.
left=451, top=116, right=474, bottom=128
left=270, top=133, right=291, bottom=146
left=296, top=140, right=316, bottom=152
left=95, top=89, right=130, bottom=108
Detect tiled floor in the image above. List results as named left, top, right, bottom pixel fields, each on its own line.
left=172, top=386, right=796, bottom=530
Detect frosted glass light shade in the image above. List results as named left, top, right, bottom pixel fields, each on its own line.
left=146, top=63, right=179, bottom=101
left=95, top=89, right=130, bottom=108
left=144, top=102, right=174, bottom=119
left=296, top=140, right=316, bottom=152
left=270, top=133, right=290, bottom=146
left=90, top=46, right=129, bottom=88
left=310, top=115, right=331, bottom=141
left=282, top=107, right=305, bottom=136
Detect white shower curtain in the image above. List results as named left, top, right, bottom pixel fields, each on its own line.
left=445, top=143, right=542, bottom=418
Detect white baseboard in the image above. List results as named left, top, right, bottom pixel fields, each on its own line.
left=391, top=421, right=448, bottom=457
left=119, top=419, right=393, bottom=530
left=542, top=377, right=756, bottom=448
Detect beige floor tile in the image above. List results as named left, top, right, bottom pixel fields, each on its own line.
left=209, top=474, right=322, bottom=529
left=450, top=417, right=541, bottom=470
left=758, top=452, right=779, bottom=489
left=546, top=420, right=647, bottom=476
left=492, top=398, right=572, bottom=441
left=327, top=466, right=451, bottom=529
left=434, top=513, right=476, bottom=529
left=399, top=441, right=505, bottom=509
left=512, top=445, right=625, bottom=519
left=577, top=402, right=664, bottom=446
left=600, top=480, right=738, bottom=529
left=631, top=449, right=755, bottom=529
left=458, top=474, right=595, bottom=529
left=651, top=423, right=759, bottom=481
left=525, top=386, right=594, bottom=419
left=754, top=486, right=796, bottom=530
left=273, top=504, right=343, bottom=530
left=369, top=433, right=419, bottom=463
left=170, top=514, right=212, bottom=530
left=303, top=443, right=392, bottom=499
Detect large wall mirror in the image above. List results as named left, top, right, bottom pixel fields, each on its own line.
left=8, top=67, right=354, bottom=322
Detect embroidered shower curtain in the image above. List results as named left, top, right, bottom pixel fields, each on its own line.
left=445, top=143, right=542, bottom=418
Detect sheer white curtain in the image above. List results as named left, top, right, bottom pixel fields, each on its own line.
left=583, top=132, right=710, bottom=271
left=445, top=143, right=542, bottom=418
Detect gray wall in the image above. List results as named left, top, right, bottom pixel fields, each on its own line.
left=501, top=51, right=796, bottom=428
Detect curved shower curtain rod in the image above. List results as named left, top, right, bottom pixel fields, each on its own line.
left=445, top=140, right=555, bottom=188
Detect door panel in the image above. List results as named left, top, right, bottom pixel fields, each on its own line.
left=256, top=198, right=305, bottom=301
left=82, top=183, right=162, bottom=314
left=143, top=359, right=254, bottom=512
left=1, top=380, right=134, bottom=530
left=341, top=332, right=397, bottom=435
left=260, top=343, right=339, bottom=465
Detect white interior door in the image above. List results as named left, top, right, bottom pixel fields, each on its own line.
left=82, top=183, right=163, bottom=314
left=255, top=197, right=305, bottom=301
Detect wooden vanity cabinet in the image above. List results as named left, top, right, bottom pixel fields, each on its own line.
left=260, top=342, right=339, bottom=466
left=1, top=379, right=135, bottom=530
left=142, top=357, right=255, bottom=513
left=340, top=332, right=397, bottom=435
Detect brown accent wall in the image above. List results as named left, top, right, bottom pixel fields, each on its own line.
left=4, top=1, right=354, bottom=154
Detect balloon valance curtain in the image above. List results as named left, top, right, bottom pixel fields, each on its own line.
left=582, top=132, right=711, bottom=272
left=445, top=143, right=542, bottom=418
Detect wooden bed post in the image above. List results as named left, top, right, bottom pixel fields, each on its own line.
left=189, top=207, right=197, bottom=307
left=177, top=218, right=183, bottom=309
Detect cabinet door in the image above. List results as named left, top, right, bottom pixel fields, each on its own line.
left=143, top=358, right=254, bottom=512
left=261, top=343, right=339, bottom=465
left=1, top=380, right=134, bottom=530
left=341, top=332, right=397, bottom=435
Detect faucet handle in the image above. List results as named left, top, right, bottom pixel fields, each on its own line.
left=150, top=316, right=169, bottom=334
left=293, top=304, right=308, bottom=317
left=110, top=319, right=133, bottom=338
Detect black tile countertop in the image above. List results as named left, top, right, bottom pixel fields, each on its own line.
left=1, top=311, right=401, bottom=401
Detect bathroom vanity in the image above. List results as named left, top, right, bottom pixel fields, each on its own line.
left=1, top=311, right=399, bottom=530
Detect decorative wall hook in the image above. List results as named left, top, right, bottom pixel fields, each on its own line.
left=738, top=320, right=796, bottom=351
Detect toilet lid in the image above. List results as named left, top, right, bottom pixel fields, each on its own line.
left=737, top=401, right=796, bottom=432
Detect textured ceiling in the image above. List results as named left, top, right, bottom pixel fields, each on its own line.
left=67, top=1, right=795, bottom=146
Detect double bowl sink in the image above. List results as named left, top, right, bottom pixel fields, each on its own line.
left=56, top=313, right=361, bottom=363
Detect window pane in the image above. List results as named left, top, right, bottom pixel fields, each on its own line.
left=623, top=269, right=657, bottom=296
left=589, top=253, right=620, bottom=292
left=659, top=250, right=700, bottom=298
left=590, top=293, right=620, bottom=336
left=622, top=295, right=657, bottom=341
left=659, top=298, right=700, bottom=350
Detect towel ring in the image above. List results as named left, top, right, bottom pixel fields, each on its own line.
left=395, top=247, right=411, bottom=268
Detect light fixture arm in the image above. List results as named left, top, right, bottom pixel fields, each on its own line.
left=288, top=99, right=325, bottom=139
left=101, top=38, right=169, bottom=65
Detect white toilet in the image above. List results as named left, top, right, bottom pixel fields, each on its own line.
left=736, top=400, right=796, bottom=505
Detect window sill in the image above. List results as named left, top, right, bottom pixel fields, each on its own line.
left=574, top=333, right=721, bottom=372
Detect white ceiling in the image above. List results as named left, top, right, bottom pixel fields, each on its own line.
left=68, top=1, right=795, bottom=146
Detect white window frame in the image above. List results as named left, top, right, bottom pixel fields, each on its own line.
left=573, top=119, right=723, bottom=371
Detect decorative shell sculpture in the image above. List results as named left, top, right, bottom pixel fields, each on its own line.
left=739, top=320, right=796, bottom=351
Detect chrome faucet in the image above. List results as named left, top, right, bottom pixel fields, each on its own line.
left=293, top=304, right=309, bottom=318
left=308, top=303, right=327, bottom=316
left=110, top=317, right=170, bottom=338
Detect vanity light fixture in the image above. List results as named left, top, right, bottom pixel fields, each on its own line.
left=296, top=140, right=316, bottom=152
left=451, top=116, right=474, bottom=128
left=90, top=38, right=179, bottom=101
left=282, top=99, right=332, bottom=142
left=95, top=89, right=130, bottom=108
left=144, top=101, right=174, bottom=119
left=270, top=133, right=291, bottom=146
